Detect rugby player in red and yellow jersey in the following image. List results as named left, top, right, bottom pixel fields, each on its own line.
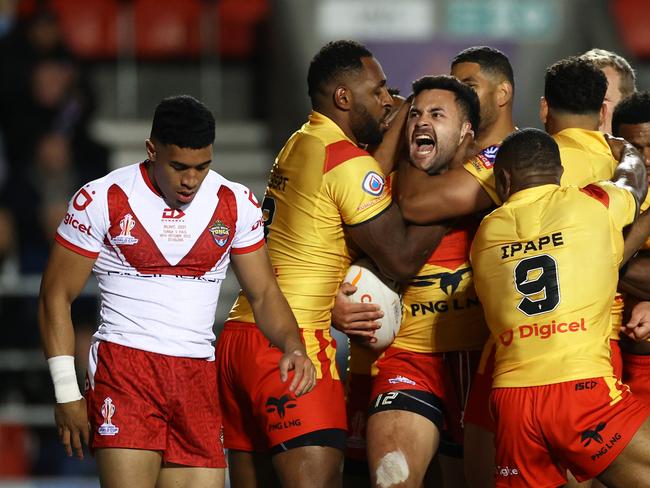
left=358, top=76, right=483, bottom=488
left=333, top=46, right=517, bottom=487
left=471, top=128, right=650, bottom=487
left=612, top=92, right=650, bottom=406
left=215, top=41, right=449, bottom=488
left=386, top=54, right=650, bottom=487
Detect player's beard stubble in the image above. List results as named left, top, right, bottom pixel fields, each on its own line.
left=350, top=101, right=384, bottom=146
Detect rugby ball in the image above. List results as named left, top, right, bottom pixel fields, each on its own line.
left=343, top=259, right=402, bottom=352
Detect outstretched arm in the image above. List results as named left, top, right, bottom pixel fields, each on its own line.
left=231, top=245, right=316, bottom=396
left=397, top=164, right=494, bottom=224
left=39, top=243, right=95, bottom=460
left=346, top=202, right=448, bottom=283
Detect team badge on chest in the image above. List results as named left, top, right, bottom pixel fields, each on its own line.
left=209, top=220, right=230, bottom=247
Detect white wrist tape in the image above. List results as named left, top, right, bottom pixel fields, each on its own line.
left=47, top=355, right=82, bottom=404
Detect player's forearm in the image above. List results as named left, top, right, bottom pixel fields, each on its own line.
left=397, top=165, right=451, bottom=224
left=623, top=210, right=650, bottom=264
left=250, top=287, right=305, bottom=354
left=374, top=222, right=449, bottom=282
left=614, top=144, right=648, bottom=209
left=38, top=293, right=76, bottom=359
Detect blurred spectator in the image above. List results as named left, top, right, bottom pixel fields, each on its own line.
left=0, top=0, right=17, bottom=41
left=6, top=132, right=79, bottom=273
left=0, top=5, right=108, bottom=174
left=0, top=205, right=18, bottom=279
left=0, top=5, right=109, bottom=274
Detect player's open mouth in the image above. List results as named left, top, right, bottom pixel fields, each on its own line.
left=177, top=191, right=195, bottom=204
left=414, top=134, right=435, bottom=155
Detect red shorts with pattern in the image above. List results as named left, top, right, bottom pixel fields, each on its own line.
left=85, top=341, right=225, bottom=468
left=465, top=339, right=624, bottom=434
left=216, top=321, right=347, bottom=452
left=623, top=353, right=650, bottom=406
left=491, top=377, right=649, bottom=487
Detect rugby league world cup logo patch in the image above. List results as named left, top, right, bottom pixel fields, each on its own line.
left=209, top=220, right=230, bottom=247
left=112, top=213, right=139, bottom=245
left=98, top=397, right=120, bottom=436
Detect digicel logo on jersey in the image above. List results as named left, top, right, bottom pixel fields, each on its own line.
left=63, top=213, right=92, bottom=236
left=499, top=318, right=586, bottom=346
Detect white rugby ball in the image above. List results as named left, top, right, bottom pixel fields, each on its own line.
left=343, top=259, right=402, bottom=352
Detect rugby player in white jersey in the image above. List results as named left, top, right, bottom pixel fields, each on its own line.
left=38, top=95, right=316, bottom=488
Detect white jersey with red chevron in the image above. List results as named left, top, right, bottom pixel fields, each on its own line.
left=56, top=162, right=265, bottom=359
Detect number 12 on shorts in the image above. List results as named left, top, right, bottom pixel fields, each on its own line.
left=374, top=391, right=399, bottom=407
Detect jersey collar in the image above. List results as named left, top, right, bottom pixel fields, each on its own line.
left=507, top=184, right=559, bottom=204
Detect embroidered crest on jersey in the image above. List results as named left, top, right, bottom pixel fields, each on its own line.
left=111, top=214, right=139, bottom=245
left=362, top=171, right=385, bottom=196
left=98, top=397, right=120, bottom=436
left=210, top=220, right=230, bottom=247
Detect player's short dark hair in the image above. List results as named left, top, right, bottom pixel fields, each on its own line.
left=544, top=57, right=607, bottom=115
left=496, top=128, right=561, bottom=171
left=612, top=91, right=650, bottom=136
left=412, top=75, right=481, bottom=137
left=307, top=40, right=373, bottom=102
left=150, top=95, right=215, bottom=149
left=451, top=46, right=515, bottom=91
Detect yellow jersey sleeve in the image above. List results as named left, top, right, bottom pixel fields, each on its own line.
left=586, top=181, right=638, bottom=230
left=323, top=141, right=392, bottom=226
left=462, top=144, right=502, bottom=205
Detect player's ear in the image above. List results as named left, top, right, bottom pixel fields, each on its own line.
left=497, top=80, right=512, bottom=107
left=145, top=139, right=156, bottom=161
left=539, top=97, right=548, bottom=124
left=333, top=85, right=352, bottom=111
left=459, top=121, right=473, bottom=145
left=598, top=102, right=607, bottom=132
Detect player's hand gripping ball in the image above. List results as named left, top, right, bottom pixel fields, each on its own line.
left=343, top=259, right=402, bottom=352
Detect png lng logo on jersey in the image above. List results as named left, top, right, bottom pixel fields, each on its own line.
left=409, top=268, right=472, bottom=295
left=112, top=214, right=139, bottom=245
left=98, top=397, right=119, bottom=436
left=362, top=171, right=385, bottom=196
left=209, top=220, right=230, bottom=247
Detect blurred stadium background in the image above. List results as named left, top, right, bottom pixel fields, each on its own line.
left=0, top=0, right=648, bottom=485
